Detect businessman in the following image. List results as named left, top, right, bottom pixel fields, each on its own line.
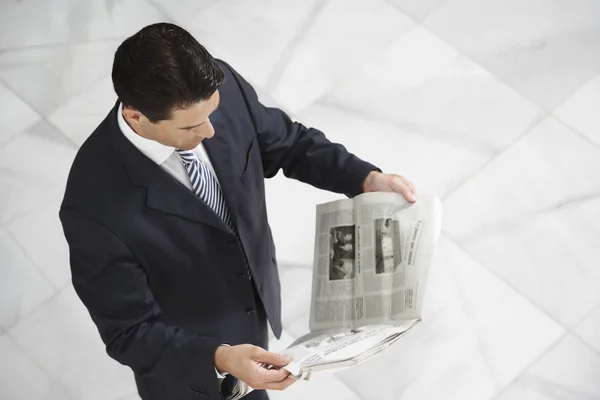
left=59, top=23, right=417, bottom=400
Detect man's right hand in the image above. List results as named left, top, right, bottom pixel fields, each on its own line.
left=214, top=344, right=296, bottom=391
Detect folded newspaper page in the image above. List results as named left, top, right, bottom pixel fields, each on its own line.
left=227, top=193, right=442, bottom=399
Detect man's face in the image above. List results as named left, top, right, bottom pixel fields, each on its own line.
left=343, top=233, right=352, bottom=242
left=123, top=90, right=220, bottom=150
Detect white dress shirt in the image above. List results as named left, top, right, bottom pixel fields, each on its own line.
left=117, top=103, right=228, bottom=380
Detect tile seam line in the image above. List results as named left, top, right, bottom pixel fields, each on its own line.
left=6, top=229, right=61, bottom=291
left=0, top=76, right=85, bottom=149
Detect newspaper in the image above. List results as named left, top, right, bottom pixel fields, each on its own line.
left=227, top=193, right=442, bottom=399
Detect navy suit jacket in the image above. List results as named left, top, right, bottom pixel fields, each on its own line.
left=59, top=60, right=377, bottom=399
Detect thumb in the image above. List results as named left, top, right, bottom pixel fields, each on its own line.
left=389, top=175, right=416, bottom=202
left=253, top=348, right=290, bottom=367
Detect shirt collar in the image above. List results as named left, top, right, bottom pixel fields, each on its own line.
left=117, top=102, right=175, bottom=166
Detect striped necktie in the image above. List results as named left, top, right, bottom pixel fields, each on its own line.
left=176, top=149, right=234, bottom=228
left=175, top=149, right=251, bottom=276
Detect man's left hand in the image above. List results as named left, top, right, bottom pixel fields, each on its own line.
left=362, top=171, right=417, bottom=203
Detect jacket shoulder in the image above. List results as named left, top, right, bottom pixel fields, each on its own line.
left=61, top=105, right=127, bottom=213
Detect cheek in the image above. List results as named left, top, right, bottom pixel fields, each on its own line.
left=156, top=126, right=186, bottom=146
left=162, top=128, right=181, bottom=142
left=145, top=123, right=163, bottom=137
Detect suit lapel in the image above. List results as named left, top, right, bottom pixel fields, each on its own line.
left=144, top=174, right=231, bottom=233
left=109, top=103, right=233, bottom=233
left=203, top=114, right=242, bottom=226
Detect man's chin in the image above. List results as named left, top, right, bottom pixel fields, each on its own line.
left=179, top=140, right=203, bottom=150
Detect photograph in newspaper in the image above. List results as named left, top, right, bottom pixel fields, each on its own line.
left=374, top=218, right=402, bottom=274
left=329, top=225, right=356, bottom=281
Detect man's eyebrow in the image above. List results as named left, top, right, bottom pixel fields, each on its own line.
left=178, top=98, right=221, bottom=130
left=179, top=121, right=205, bottom=130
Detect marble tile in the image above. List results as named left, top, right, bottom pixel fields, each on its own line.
left=28, top=113, right=79, bottom=148
left=285, top=309, right=311, bottom=341
left=47, top=75, right=117, bottom=146
left=0, top=82, right=40, bottom=146
left=9, top=205, right=72, bottom=290
left=187, top=0, right=323, bottom=89
left=278, top=263, right=313, bottom=330
left=423, top=0, right=600, bottom=110
left=443, top=118, right=600, bottom=327
left=443, top=117, right=600, bottom=240
left=0, top=40, right=118, bottom=115
left=457, top=197, right=600, bottom=328
left=494, top=334, right=600, bottom=400
left=554, top=73, right=600, bottom=148
left=254, top=84, right=290, bottom=116
left=387, top=0, right=448, bottom=21
left=265, top=0, right=415, bottom=114
left=147, top=0, right=217, bottom=27
left=268, top=329, right=298, bottom=354
left=0, top=0, right=164, bottom=50
left=0, top=172, right=64, bottom=228
left=335, top=237, right=563, bottom=400
left=0, top=229, right=56, bottom=329
left=8, top=287, right=138, bottom=400
left=269, top=371, right=361, bottom=400
left=0, top=334, right=73, bottom=400
left=114, top=394, right=141, bottom=400
left=320, top=27, right=542, bottom=155
left=574, top=305, right=600, bottom=355
left=0, top=120, right=77, bottom=225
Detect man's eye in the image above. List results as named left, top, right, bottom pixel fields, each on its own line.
left=183, top=127, right=193, bottom=131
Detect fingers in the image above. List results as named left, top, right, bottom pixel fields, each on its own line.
left=255, top=376, right=297, bottom=391
left=402, top=176, right=417, bottom=197
left=389, top=175, right=416, bottom=203
left=252, top=347, right=291, bottom=367
left=254, top=365, right=291, bottom=383
left=226, top=345, right=296, bottom=390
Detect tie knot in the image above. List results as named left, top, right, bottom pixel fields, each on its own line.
left=175, top=149, right=197, bottom=164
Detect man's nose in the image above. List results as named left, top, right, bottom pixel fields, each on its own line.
left=204, top=120, right=215, bottom=139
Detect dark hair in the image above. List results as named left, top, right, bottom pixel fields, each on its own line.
left=112, top=23, right=224, bottom=122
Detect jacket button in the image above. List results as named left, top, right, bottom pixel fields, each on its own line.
left=246, top=308, right=256, bottom=315
left=190, top=388, right=205, bottom=395
left=237, top=272, right=250, bottom=279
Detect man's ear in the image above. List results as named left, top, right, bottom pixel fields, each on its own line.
left=122, top=107, right=144, bottom=124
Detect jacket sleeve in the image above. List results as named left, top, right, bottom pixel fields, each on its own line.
left=219, top=60, right=379, bottom=198
left=60, top=208, right=223, bottom=399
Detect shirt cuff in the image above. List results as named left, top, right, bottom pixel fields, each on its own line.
left=215, top=344, right=230, bottom=379
left=215, top=367, right=228, bottom=379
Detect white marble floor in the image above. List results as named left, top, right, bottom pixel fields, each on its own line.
left=1, top=1, right=599, bottom=399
